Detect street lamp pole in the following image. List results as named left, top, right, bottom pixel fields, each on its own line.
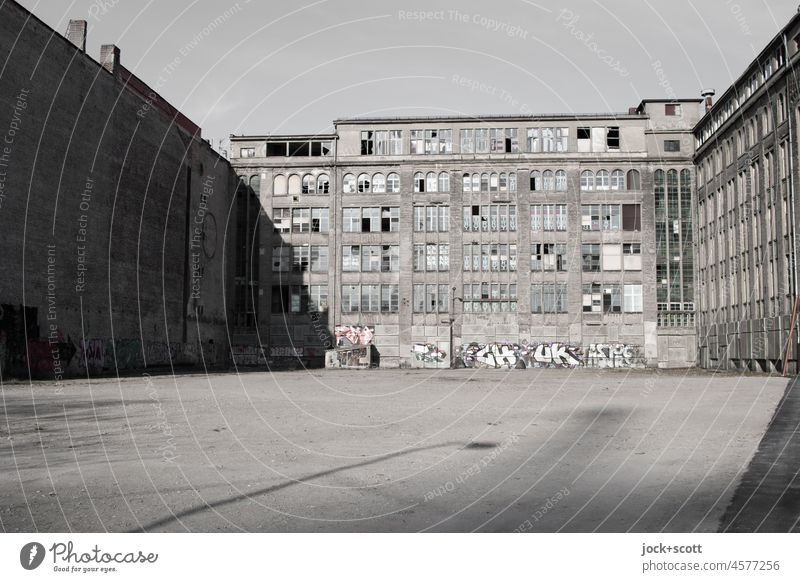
left=450, top=286, right=463, bottom=368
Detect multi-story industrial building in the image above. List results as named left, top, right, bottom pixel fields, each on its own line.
left=231, top=101, right=703, bottom=369
left=694, top=11, right=800, bottom=373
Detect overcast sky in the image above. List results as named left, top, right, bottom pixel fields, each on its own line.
left=15, top=0, right=799, bottom=139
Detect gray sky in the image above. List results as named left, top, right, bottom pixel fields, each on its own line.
left=16, top=0, right=799, bottom=138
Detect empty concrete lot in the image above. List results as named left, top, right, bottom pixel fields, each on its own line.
left=0, top=369, right=790, bottom=532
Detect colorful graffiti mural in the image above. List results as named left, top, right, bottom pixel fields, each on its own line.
left=411, top=343, right=447, bottom=363
left=458, top=341, right=642, bottom=369
left=334, top=325, right=374, bottom=347
left=326, top=346, right=372, bottom=369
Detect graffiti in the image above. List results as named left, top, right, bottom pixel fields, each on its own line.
left=586, top=343, right=642, bottom=368
left=460, top=341, right=583, bottom=369
left=145, top=342, right=180, bottom=366
left=326, top=346, right=371, bottom=369
left=458, top=341, right=641, bottom=369
left=269, top=346, right=304, bottom=358
left=105, top=339, right=143, bottom=370
left=231, top=345, right=265, bottom=366
left=78, top=338, right=105, bottom=371
left=334, top=325, right=374, bottom=347
left=412, top=343, right=447, bottom=363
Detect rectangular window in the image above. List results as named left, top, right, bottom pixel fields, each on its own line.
left=623, top=243, right=642, bottom=270
left=624, top=284, right=643, bottom=312
left=310, top=246, right=328, bottom=272
left=531, top=283, right=567, bottom=313
left=361, top=285, right=381, bottom=312
left=342, top=245, right=360, bottom=272
left=292, top=208, right=310, bottom=233
left=665, top=103, right=682, bottom=116
left=240, top=147, right=255, bottom=158
left=308, top=285, right=328, bottom=312
left=273, top=208, right=291, bottom=233
left=342, top=285, right=360, bottom=312
left=582, top=244, right=601, bottom=272
left=343, top=208, right=360, bottom=232
left=527, top=128, right=540, bottom=152
left=311, top=208, right=329, bottom=233
left=602, top=244, right=622, bottom=271
left=381, top=284, right=399, bottom=312
left=360, top=131, right=374, bottom=155
left=292, top=245, right=310, bottom=271
left=410, top=130, right=424, bottom=154
left=577, top=127, right=591, bottom=152
left=606, top=126, right=620, bottom=150
left=272, top=246, right=290, bottom=272
left=591, top=127, right=607, bottom=151
left=622, top=204, right=641, bottom=231
left=664, top=140, right=681, bottom=152
left=460, top=129, right=475, bottom=153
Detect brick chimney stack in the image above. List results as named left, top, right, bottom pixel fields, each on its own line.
left=66, top=20, right=87, bottom=52
left=100, top=44, right=120, bottom=74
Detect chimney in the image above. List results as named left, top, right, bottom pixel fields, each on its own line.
left=100, top=44, right=120, bottom=74
left=701, top=88, right=715, bottom=112
left=66, top=20, right=87, bottom=52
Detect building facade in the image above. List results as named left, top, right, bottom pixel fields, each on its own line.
left=231, top=101, right=702, bottom=369
left=0, top=1, right=237, bottom=379
left=694, top=12, right=800, bottom=373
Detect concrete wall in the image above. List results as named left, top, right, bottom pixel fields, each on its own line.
left=0, top=2, right=236, bottom=379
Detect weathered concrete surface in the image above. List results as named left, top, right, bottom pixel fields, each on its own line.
left=0, top=369, right=789, bottom=532
left=719, top=376, right=800, bottom=532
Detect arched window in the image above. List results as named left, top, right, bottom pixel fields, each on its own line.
left=542, top=170, right=555, bottom=191
left=509, top=171, right=517, bottom=192
left=372, top=173, right=386, bottom=193
left=580, top=170, right=594, bottom=191
left=387, top=173, right=400, bottom=193
left=249, top=175, right=261, bottom=194
left=342, top=173, right=356, bottom=194
left=357, top=173, right=371, bottom=193
left=471, top=174, right=480, bottom=192
left=316, top=173, right=330, bottom=194
left=288, top=174, right=302, bottom=195
left=302, top=174, right=314, bottom=194
left=462, top=173, right=472, bottom=193
left=438, top=172, right=450, bottom=193
left=596, top=170, right=610, bottom=191
left=610, top=169, right=624, bottom=190
left=499, top=173, right=508, bottom=192
left=414, top=172, right=425, bottom=193
left=481, top=173, right=489, bottom=192
left=273, top=174, right=287, bottom=195
left=530, top=170, right=541, bottom=191
left=626, top=169, right=641, bottom=190
left=555, top=170, right=567, bottom=191
left=426, top=172, right=438, bottom=193
left=489, top=173, right=499, bottom=192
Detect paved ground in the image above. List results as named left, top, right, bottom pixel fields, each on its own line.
left=0, top=368, right=791, bottom=532
left=719, top=376, right=800, bottom=532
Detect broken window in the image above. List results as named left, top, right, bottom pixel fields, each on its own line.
left=623, top=243, right=642, bottom=270
left=414, top=172, right=425, bottom=193
left=360, top=131, right=374, bottom=155
left=577, top=127, right=591, bottom=152
left=606, top=126, right=620, bottom=150
left=665, top=103, right=682, bottom=116
left=316, top=174, right=329, bottom=194
left=292, top=245, right=310, bottom=271
left=530, top=170, right=540, bottom=191
left=311, top=208, right=328, bottom=232
left=273, top=208, right=291, bottom=233
left=357, top=173, right=371, bottom=193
